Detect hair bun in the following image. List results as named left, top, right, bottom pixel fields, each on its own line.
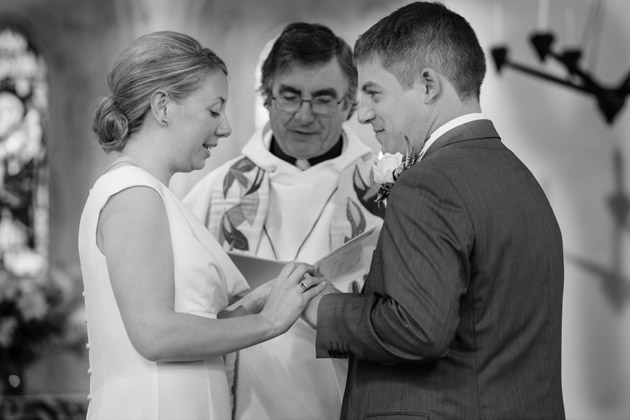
left=92, top=96, right=129, bottom=153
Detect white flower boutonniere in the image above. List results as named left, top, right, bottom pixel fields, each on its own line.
left=371, top=136, right=422, bottom=204
left=372, top=152, right=403, bottom=184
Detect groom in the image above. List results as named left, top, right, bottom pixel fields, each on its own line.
left=303, top=2, right=566, bottom=419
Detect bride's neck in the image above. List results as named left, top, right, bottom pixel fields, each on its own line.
left=118, top=140, right=173, bottom=186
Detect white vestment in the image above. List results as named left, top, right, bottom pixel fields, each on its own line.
left=185, top=123, right=383, bottom=420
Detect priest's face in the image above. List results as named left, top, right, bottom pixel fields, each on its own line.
left=267, top=58, right=352, bottom=160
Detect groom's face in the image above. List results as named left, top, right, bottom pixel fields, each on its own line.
left=356, top=58, right=428, bottom=154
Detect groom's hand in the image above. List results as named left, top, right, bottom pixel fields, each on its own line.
left=302, top=281, right=340, bottom=329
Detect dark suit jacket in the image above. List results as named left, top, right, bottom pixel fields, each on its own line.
left=316, top=120, right=565, bottom=420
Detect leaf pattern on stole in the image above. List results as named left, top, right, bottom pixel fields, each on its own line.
left=220, top=210, right=249, bottom=251
left=352, top=165, right=385, bottom=218
left=343, top=198, right=366, bottom=243
left=245, top=167, right=265, bottom=196
left=219, top=157, right=264, bottom=250
left=223, top=157, right=258, bottom=198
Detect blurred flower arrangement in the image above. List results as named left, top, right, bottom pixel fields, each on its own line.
left=1, top=250, right=59, bottom=359
left=0, top=248, right=82, bottom=395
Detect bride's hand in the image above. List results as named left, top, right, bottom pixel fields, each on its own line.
left=260, top=262, right=326, bottom=334
left=218, top=282, right=273, bottom=318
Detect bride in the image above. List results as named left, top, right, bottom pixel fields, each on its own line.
left=79, top=31, right=325, bottom=420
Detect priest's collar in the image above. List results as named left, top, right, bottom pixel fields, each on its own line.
left=269, top=135, right=343, bottom=167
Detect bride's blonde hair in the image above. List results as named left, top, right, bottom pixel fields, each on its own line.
left=92, top=31, right=228, bottom=153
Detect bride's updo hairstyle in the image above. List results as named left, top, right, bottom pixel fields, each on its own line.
left=92, top=31, right=228, bottom=153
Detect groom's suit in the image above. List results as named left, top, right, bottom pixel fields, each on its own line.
left=316, top=120, right=565, bottom=420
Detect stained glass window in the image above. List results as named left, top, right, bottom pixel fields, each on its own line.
left=0, top=25, right=49, bottom=287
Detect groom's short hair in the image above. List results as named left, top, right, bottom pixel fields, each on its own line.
left=354, top=1, right=486, bottom=101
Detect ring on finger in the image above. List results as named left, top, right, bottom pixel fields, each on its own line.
left=299, top=279, right=308, bottom=292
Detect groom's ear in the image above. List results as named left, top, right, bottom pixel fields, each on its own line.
left=417, top=68, right=440, bottom=104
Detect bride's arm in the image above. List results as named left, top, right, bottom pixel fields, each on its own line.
left=217, top=282, right=271, bottom=318
left=98, top=186, right=324, bottom=362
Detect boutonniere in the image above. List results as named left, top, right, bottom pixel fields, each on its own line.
left=371, top=136, right=421, bottom=204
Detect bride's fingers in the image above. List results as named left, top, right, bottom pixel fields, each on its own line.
left=275, top=261, right=299, bottom=280
left=302, top=281, right=327, bottom=299
left=283, top=263, right=314, bottom=284
left=298, top=273, right=325, bottom=291
left=277, top=262, right=314, bottom=282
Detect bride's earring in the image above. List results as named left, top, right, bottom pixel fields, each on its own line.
left=162, top=108, right=168, bottom=125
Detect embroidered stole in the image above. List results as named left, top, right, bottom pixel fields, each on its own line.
left=205, top=157, right=381, bottom=256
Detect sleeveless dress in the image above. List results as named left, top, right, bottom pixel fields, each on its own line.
left=78, top=165, right=249, bottom=420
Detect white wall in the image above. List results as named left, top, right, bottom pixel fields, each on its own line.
left=452, top=1, right=630, bottom=419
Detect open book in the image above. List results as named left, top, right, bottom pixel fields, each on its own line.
left=228, top=226, right=381, bottom=289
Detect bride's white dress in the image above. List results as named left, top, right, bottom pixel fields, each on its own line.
left=78, top=165, right=249, bottom=420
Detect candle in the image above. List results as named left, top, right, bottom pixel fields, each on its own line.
left=493, top=1, right=504, bottom=44
left=564, top=4, right=576, bottom=48
left=537, top=0, right=550, bottom=31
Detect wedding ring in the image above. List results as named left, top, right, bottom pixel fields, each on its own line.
left=299, top=280, right=308, bottom=292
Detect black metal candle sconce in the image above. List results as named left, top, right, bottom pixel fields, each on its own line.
left=490, top=31, right=630, bottom=125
